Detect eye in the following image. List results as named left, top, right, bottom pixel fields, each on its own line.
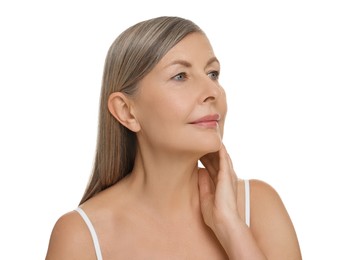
left=172, top=72, right=187, bottom=81
left=208, top=70, right=219, bottom=80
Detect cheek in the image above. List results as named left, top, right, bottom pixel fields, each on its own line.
left=136, top=93, right=190, bottom=133
left=218, top=93, right=228, bottom=136
left=220, top=88, right=228, bottom=114
left=151, top=92, right=192, bottom=119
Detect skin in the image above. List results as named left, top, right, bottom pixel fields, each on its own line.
left=46, top=33, right=302, bottom=259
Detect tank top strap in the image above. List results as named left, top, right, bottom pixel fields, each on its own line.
left=244, top=179, right=251, bottom=227
left=75, top=207, right=103, bottom=260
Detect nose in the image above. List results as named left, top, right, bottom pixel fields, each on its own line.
left=199, top=77, right=221, bottom=104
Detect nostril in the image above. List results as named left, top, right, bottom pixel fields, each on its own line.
left=203, top=96, right=216, bottom=103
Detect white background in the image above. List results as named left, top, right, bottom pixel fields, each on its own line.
left=1, top=0, right=344, bottom=259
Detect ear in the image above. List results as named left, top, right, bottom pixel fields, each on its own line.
left=108, top=92, right=141, bottom=132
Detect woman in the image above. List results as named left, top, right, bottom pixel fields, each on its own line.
left=46, top=16, right=302, bottom=259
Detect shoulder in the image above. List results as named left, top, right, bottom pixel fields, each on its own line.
left=248, top=179, right=302, bottom=259
left=249, top=179, right=293, bottom=228
left=45, top=210, right=95, bottom=260
left=249, top=179, right=282, bottom=206
left=248, top=179, right=292, bottom=221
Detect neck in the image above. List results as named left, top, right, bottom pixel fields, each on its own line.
left=126, top=146, right=201, bottom=217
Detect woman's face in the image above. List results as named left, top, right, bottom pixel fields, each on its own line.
left=132, top=32, right=227, bottom=156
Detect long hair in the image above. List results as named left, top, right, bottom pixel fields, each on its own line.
left=80, top=16, right=202, bottom=204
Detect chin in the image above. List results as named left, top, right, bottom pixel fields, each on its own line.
left=195, top=137, right=223, bottom=156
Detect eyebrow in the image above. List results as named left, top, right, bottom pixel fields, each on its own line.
left=164, top=57, right=220, bottom=69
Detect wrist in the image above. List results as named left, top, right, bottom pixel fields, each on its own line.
left=211, top=213, right=267, bottom=260
left=212, top=212, right=245, bottom=239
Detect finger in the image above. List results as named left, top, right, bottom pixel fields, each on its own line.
left=217, top=145, right=232, bottom=181
left=221, top=145, right=238, bottom=194
left=198, top=168, right=215, bottom=197
left=200, top=152, right=219, bottom=180
left=198, top=168, right=215, bottom=227
left=216, top=146, right=238, bottom=200
left=200, top=161, right=217, bottom=185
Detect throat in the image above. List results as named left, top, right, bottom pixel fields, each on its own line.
left=127, top=159, right=201, bottom=217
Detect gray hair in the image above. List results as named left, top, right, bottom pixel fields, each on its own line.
left=80, top=16, right=203, bottom=204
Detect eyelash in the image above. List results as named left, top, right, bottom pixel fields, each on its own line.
left=173, top=72, right=188, bottom=81
left=208, top=70, right=220, bottom=80
left=172, top=71, right=220, bottom=81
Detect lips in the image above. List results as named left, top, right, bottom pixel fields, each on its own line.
left=189, top=114, right=221, bottom=127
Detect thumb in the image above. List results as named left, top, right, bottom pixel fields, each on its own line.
left=198, top=168, right=214, bottom=197
left=198, top=168, right=215, bottom=227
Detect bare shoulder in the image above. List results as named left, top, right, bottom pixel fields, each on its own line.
left=250, top=179, right=283, bottom=206
left=249, top=179, right=293, bottom=221
left=249, top=179, right=302, bottom=260
left=249, top=179, right=294, bottom=229
left=45, top=210, right=95, bottom=260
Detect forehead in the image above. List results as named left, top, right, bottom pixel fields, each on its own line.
left=157, top=32, right=216, bottom=66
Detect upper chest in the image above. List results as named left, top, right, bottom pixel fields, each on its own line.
left=97, top=214, right=228, bottom=260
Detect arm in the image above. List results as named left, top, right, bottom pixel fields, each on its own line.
left=250, top=179, right=302, bottom=259
left=198, top=144, right=301, bottom=259
left=45, top=211, right=96, bottom=260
